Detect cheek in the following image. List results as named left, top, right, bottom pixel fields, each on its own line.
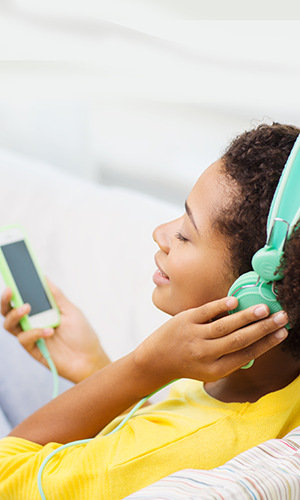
left=170, top=249, right=232, bottom=308
left=168, top=252, right=210, bottom=307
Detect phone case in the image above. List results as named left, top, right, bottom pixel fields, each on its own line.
left=0, top=223, right=60, bottom=331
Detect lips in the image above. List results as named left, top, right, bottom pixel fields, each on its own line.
left=153, top=255, right=170, bottom=285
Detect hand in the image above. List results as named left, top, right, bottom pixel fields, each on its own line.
left=133, top=296, right=289, bottom=385
left=1, top=280, right=111, bottom=383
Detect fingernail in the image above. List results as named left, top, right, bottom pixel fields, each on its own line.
left=275, top=328, right=288, bottom=340
left=226, top=297, right=237, bottom=309
left=43, top=328, right=54, bottom=336
left=17, top=305, right=28, bottom=315
left=254, top=305, right=268, bottom=318
left=274, top=311, right=288, bottom=326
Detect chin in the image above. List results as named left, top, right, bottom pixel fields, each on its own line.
left=152, top=288, right=176, bottom=316
left=152, top=288, right=194, bottom=317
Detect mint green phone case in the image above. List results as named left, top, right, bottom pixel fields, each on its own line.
left=0, top=224, right=60, bottom=331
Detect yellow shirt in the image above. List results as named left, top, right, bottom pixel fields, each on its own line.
left=1, top=377, right=300, bottom=500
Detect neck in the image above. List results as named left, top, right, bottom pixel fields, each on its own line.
left=204, top=344, right=300, bottom=403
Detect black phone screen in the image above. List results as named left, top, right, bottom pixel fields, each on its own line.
left=1, top=240, right=52, bottom=316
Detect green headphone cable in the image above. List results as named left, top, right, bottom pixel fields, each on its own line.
left=36, top=338, right=59, bottom=399
left=37, top=378, right=178, bottom=500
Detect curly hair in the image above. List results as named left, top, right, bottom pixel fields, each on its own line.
left=217, top=122, right=300, bottom=359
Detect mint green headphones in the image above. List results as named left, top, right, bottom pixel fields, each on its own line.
left=228, top=134, right=300, bottom=367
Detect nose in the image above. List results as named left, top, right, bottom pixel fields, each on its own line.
left=153, top=217, right=182, bottom=254
left=153, top=222, right=170, bottom=254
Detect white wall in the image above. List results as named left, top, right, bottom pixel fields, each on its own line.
left=0, top=6, right=300, bottom=204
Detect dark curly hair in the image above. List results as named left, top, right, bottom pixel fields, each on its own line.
left=217, top=122, right=300, bottom=359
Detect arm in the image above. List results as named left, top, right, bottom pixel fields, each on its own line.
left=8, top=352, right=149, bottom=445
left=8, top=297, right=288, bottom=446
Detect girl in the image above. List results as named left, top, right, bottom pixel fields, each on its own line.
left=0, top=122, right=299, bottom=500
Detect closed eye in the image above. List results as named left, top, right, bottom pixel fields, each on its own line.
left=175, top=231, right=189, bottom=242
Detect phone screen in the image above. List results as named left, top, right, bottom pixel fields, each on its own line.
left=1, top=240, right=52, bottom=316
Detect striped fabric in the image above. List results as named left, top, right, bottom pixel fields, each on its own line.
left=126, top=426, right=300, bottom=499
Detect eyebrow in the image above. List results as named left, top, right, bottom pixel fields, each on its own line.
left=185, top=200, right=198, bottom=233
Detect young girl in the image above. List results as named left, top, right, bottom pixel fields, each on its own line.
left=0, top=122, right=299, bottom=500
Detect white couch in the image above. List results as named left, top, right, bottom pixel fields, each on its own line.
left=1, top=149, right=300, bottom=499
left=0, top=148, right=181, bottom=362
left=0, top=148, right=181, bottom=434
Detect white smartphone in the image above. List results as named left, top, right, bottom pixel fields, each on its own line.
left=0, top=224, right=60, bottom=330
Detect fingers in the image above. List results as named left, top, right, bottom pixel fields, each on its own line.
left=190, top=296, right=239, bottom=324
left=17, top=328, right=54, bottom=360
left=1, top=288, right=31, bottom=336
left=214, top=309, right=288, bottom=357
left=217, top=327, right=288, bottom=376
left=191, top=297, right=272, bottom=340
left=189, top=298, right=289, bottom=379
left=1, top=287, right=13, bottom=316
left=208, top=303, right=272, bottom=340
left=3, top=303, right=31, bottom=336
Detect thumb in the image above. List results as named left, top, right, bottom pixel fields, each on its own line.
left=45, top=277, right=70, bottom=310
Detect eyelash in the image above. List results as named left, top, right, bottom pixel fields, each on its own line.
left=175, top=231, right=189, bottom=242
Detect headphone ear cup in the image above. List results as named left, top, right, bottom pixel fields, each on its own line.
left=228, top=271, right=283, bottom=316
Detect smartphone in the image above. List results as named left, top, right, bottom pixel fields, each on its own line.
left=0, top=224, right=60, bottom=330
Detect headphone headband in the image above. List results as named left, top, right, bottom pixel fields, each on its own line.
left=252, top=134, right=300, bottom=281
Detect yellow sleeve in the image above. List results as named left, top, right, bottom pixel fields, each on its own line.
left=0, top=435, right=111, bottom=500
left=0, top=436, right=42, bottom=472
left=0, top=437, right=43, bottom=499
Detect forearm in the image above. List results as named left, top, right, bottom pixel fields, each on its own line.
left=81, top=348, right=111, bottom=381
left=8, top=297, right=285, bottom=447
left=8, top=351, right=164, bottom=446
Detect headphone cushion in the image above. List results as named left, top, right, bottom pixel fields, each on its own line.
left=228, top=271, right=283, bottom=316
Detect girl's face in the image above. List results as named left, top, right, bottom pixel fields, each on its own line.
left=152, top=160, right=237, bottom=316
